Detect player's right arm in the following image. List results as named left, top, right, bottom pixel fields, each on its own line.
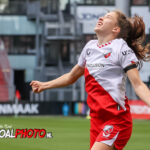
left=30, top=64, right=84, bottom=93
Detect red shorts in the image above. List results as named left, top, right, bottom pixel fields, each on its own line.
left=90, top=117, right=132, bottom=150
left=90, top=101, right=132, bottom=150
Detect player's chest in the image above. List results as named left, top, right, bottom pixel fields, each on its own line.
left=85, top=47, right=113, bottom=66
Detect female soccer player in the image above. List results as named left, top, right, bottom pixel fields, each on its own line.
left=30, top=10, right=150, bottom=150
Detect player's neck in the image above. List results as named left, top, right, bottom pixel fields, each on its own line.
left=97, top=35, right=115, bottom=45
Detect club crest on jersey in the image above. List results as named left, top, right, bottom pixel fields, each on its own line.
left=103, top=125, right=113, bottom=138
left=104, top=52, right=111, bottom=58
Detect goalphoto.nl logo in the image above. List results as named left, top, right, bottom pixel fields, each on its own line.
left=0, top=124, right=53, bottom=139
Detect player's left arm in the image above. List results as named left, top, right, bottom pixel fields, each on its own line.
left=127, top=68, right=150, bottom=107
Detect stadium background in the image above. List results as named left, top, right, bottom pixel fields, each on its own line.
left=0, top=0, right=150, bottom=149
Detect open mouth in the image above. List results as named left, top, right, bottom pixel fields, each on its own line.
left=97, top=22, right=103, bottom=26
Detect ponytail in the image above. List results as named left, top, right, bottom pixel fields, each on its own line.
left=114, top=10, right=150, bottom=67
left=127, top=15, right=150, bottom=61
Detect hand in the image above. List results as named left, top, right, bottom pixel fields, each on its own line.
left=30, top=81, right=45, bottom=93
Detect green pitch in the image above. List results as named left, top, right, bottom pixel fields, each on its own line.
left=0, top=116, right=150, bottom=150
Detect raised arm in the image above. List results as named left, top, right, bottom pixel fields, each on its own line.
left=30, top=64, right=84, bottom=93
left=127, top=68, right=150, bottom=107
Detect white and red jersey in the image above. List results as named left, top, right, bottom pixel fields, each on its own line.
left=78, top=38, right=138, bottom=117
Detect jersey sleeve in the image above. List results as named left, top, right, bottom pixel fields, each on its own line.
left=118, top=43, right=139, bottom=71
left=77, top=41, right=90, bottom=68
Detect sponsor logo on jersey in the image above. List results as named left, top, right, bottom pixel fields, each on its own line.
left=122, top=50, right=134, bottom=55
left=86, top=63, right=104, bottom=69
left=103, top=125, right=113, bottom=138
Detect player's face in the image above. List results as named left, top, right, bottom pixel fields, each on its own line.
left=94, top=12, right=119, bottom=35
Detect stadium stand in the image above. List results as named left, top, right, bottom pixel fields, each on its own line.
left=0, top=49, right=14, bottom=101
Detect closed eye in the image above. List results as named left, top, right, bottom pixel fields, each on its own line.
left=105, top=15, right=112, bottom=19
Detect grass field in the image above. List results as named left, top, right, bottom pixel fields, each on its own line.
left=0, top=116, right=150, bottom=150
